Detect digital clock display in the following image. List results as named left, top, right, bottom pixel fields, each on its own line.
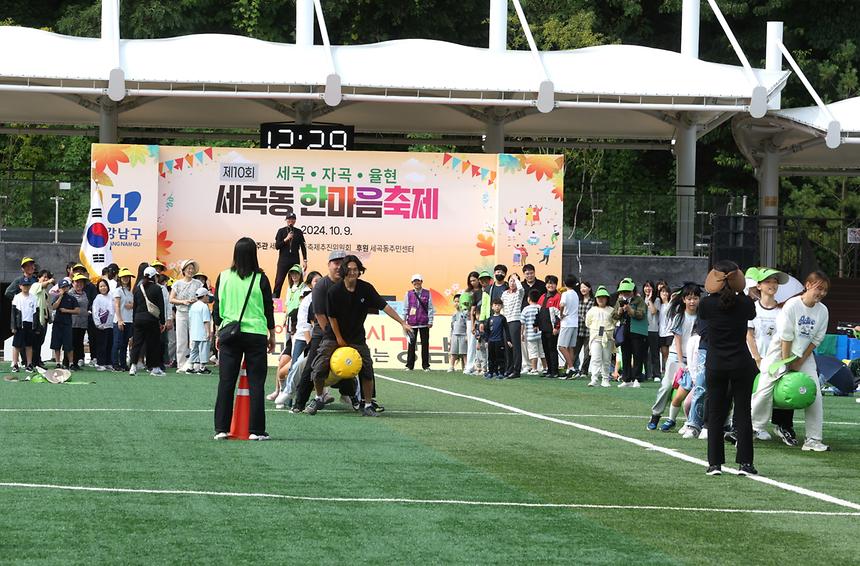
left=260, top=122, right=355, bottom=151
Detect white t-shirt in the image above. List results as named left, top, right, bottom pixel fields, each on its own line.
left=112, top=286, right=134, bottom=323
left=765, top=296, right=828, bottom=360
left=188, top=301, right=212, bottom=342
left=748, top=301, right=781, bottom=358
left=295, top=293, right=313, bottom=337
left=91, top=293, right=114, bottom=329
left=172, top=278, right=203, bottom=314
left=12, top=292, right=36, bottom=323
left=107, top=278, right=117, bottom=292
left=670, top=312, right=697, bottom=361
left=559, top=289, right=579, bottom=328
left=658, top=302, right=673, bottom=337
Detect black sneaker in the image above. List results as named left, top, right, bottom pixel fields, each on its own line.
left=738, top=463, right=758, bottom=476
left=371, top=399, right=384, bottom=413
left=69, top=364, right=80, bottom=371
left=361, top=405, right=380, bottom=417
left=304, top=397, right=325, bottom=415
left=10, top=365, right=19, bottom=373
left=774, top=426, right=798, bottom=447
left=55, top=363, right=63, bottom=370
left=706, top=465, right=722, bottom=476
left=198, top=367, right=212, bottom=375
left=24, top=365, right=33, bottom=372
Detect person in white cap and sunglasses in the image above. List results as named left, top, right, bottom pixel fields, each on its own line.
left=402, top=273, right=435, bottom=371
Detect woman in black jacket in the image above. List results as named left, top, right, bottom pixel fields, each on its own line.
left=129, top=266, right=166, bottom=376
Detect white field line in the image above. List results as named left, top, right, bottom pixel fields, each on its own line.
left=376, top=374, right=860, bottom=512
left=0, top=482, right=857, bottom=517
left=0, top=407, right=857, bottom=428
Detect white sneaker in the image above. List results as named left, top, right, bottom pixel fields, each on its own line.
left=753, top=429, right=772, bottom=441
left=677, top=424, right=689, bottom=435
left=463, top=369, right=473, bottom=375
left=129, top=364, right=137, bottom=376
left=150, top=368, right=166, bottom=376
left=682, top=427, right=699, bottom=439
left=248, top=433, right=270, bottom=441
left=617, top=381, right=629, bottom=388
left=213, top=432, right=228, bottom=440
left=653, top=377, right=661, bottom=382
left=587, top=378, right=598, bottom=387
left=446, top=368, right=454, bottom=373
left=601, top=378, right=610, bottom=388
left=801, top=439, right=830, bottom=452
left=96, top=365, right=107, bottom=372
left=631, top=380, right=641, bottom=388
left=274, top=389, right=291, bottom=406
left=699, top=428, right=708, bottom=440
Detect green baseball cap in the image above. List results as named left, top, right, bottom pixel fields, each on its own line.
left=478, top=270, right=492, bottom=279
left=594, top=285, right=610, bottom=298
left=617, top=279, right=635, bottom=293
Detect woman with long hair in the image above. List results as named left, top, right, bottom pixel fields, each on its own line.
left=699, top=260, right=758, bottom=475
left=642, top=280, right=663, bottom=382
left=213, top=237, right=276, bottom=440
left=111, top=268, right=135, bottom=371
left=169, top=259, right=203, bottom=372
left=572, top=281, right=594, bottom=378
left=463, top=271, right=482, bottom=374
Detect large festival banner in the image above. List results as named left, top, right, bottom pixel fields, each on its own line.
left=90, top=144, right=563, bottom=367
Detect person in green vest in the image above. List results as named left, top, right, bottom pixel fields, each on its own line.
left=612, top=278, right=648, bottom=387
left=212, top=237, right=276, bottom=441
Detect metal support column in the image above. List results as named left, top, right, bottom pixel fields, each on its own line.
left=99, top=99, right=118, bottom=144
left=758, top=151, right=780, bottom=267
left=296, top=0, right=314, bottom=46
left=680, top=0, right=700, bottom=58
left=675, top=122, right=697, bottom=256
left=484, top=119, right=505, bottom=154
left=766, top=21, right=784, bottom=109
left=489, top=0, right=508, bottom=52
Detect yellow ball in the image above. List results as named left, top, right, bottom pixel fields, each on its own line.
left=329, top=346, right=363, bottom=379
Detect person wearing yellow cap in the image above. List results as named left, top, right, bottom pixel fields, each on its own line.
left=69, top=273, right=91, bottom=370
left=111, top=268, right=136, bottom=371
left=4, top=256, right=37, bottom=302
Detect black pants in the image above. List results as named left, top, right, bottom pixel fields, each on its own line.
left=487, top=341, right=506, bottom=375
left=621, top=332, right=647, bottom=382
left=506, top=320, right=521, bottom=376
left=32, top=323, right=46, bottom=367
left=706, top=365, right=755, bottom=466
left=72, top=327, right=87, bottom=366
left=646, top=331, right=662, bottom=379
left=771, top=408, right=795, bottom=429
left=295, top=332, right=324, bottom=411
left=406, top=326, right=430, bottom=370
left=129, top=319, right=162, bottom=369
left=572, top=333, right=590, bottom=373
left=214, top=332, right=268, bottom=435
left=272, top=257, right=300, bottom=299
left=541, top=331, right=559, bottom=376
left=94, top=327, right=113, bottom=366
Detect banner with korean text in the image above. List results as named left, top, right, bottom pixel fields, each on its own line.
left=90, top=144, right=563, bottom=367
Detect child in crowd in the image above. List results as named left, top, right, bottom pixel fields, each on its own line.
left=585, top=285, right=614, bottom=387
left=751, top=271, right=831, bottom=452
left=10, top=276, right=37, bottom=372
left=448, top=294, right=468, bottom=372
left=50, top=279, right=79, bottom=369
left=648, top=283, right=700, bottom=431
left=537, top=275, right=562, bottom=378
left=188, top=287, right=213, bottom=374
left=520, top=289, right=545, bottom=374
left=680, top=320, right=708, bottom=439
left=69, top=274, right=90, bottom=370
left=484, top=298, right=512, bottom=379
left=91, top=279, right=115, bottom=371
left=657, top=285, right=673, bottom=372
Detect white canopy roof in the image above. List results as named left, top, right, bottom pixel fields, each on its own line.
left=0, top=26, right=789, bottom=140
left=733, top=96, right=860, bottom=171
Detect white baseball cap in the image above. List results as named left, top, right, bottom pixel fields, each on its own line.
left=411, top=273, right=423, bottom=282
left=143, top=266, right=158, bottom=278
left=195, top=287, right=212, bottom=298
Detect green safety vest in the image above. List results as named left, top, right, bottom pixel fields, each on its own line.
left=217, top=269, right=268, bottom=336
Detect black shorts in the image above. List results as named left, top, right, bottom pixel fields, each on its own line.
left=12, top=322, right=34, bottom=348
left=50, top=324, right=73, bottom=351
left=659, top=336, right=674, bottom=348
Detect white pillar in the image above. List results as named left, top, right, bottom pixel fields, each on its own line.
left=758, top=151, right=780, bottom=267
left=489, top=0, right=508, bottom=52
left=99, top=99, right=118, bottom=143
left=680, top=0, right=700, bottom=58
left=296, top=0, right=314, bottom=46
left=484, top=120, right=505, bottom=154
left=101, top=0, right=120, bottom=45
left=766, top=21, right=784, bottom=109
left=675, top=123, right=696, bottom=256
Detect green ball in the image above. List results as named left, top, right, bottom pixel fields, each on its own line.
left=773, top=371, right=817, bottom=410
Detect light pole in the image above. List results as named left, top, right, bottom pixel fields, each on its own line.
left=0, top=194, right=7, bottom=242
left=51, top=196, right=64, bottom=243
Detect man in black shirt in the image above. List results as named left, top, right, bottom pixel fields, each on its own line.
left=520, top=263, right=546, bottom=309
left=272, top=212, right=308, bottom=299
left=307, top=255, right=412, bottom=417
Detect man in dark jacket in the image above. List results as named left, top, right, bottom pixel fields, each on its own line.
left=272, top=212, right=307, bottom=299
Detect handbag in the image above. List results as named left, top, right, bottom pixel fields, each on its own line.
left=613, top=324, right=625, bottom=346
left=142, top=285, right=161, bottom=318
left=217, top=272, right=257, bottom=347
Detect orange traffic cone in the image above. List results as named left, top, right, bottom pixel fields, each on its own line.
left=229, top=361, right=250, bottom=440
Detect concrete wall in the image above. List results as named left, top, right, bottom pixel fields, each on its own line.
left=1, top=242, right=80, bottom=283
left=561, top=253, right=710, bottom=289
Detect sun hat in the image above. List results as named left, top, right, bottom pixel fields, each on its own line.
left=117, top=267, right=135, bottom=278
left=20, top=257, right=35, bottom=266
left=617, top=279, right=635, bottom=293
left=747, top=266, right=789, bottom=285
left=72, top=263, right=86, bottom=272
left=151, top=260, right=165, bottom=268
left=72, top=273, right=88, bottom=282
left=705, top=267, right=746, bottom=293
left=411, top=273, right=423, bottom=282
left=594, top=285, right=610, bottom=298
left=478, top=270, right=492, bottom=279
left=180, top=259, right=199, bottom=274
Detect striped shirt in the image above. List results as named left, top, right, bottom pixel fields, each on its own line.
left=521, top=304, right=541, bottom=341
left=577, top=296, right=595, bottom=336
left=501, top=283, right=524, bottom=322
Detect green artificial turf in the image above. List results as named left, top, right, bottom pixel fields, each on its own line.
left=1, top=365, right=858, bottom=565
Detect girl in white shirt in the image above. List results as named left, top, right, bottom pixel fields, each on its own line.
left=751, top=271, right=830, bottom=451
left=91, top=279, right=115, bottom=370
